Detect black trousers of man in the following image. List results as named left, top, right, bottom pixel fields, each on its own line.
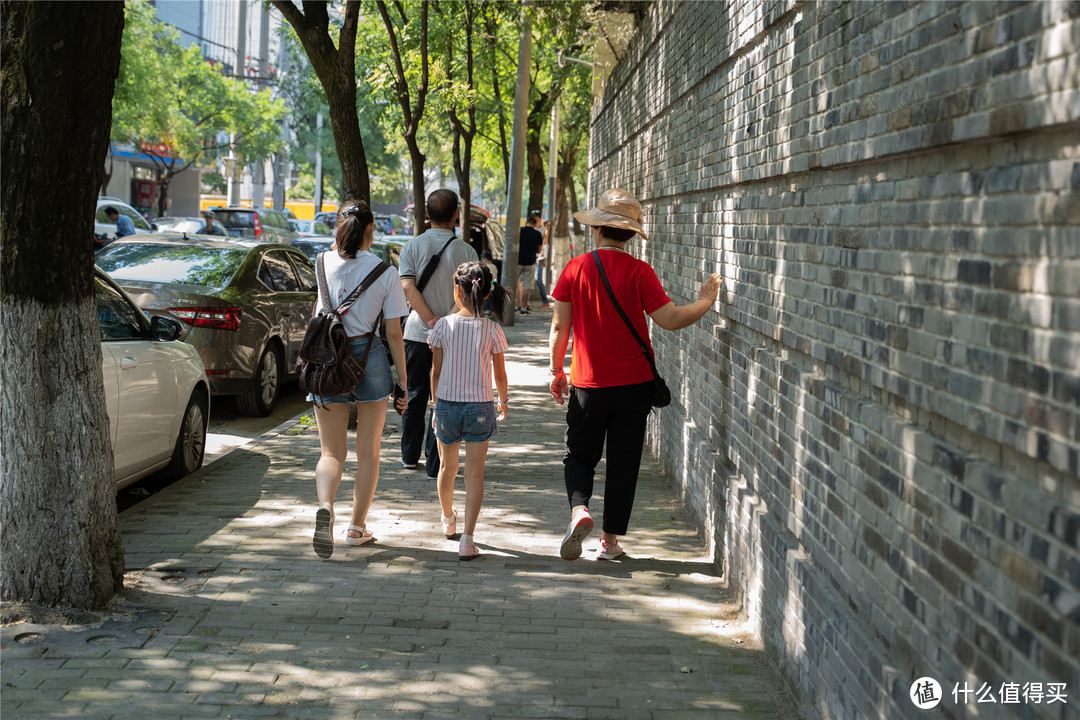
left=563, top=381, right=653, bottom=535
left=401, top=339, right=440, bottom=478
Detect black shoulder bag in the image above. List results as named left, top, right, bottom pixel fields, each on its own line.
left=415, top=235, right=457, bottom=293
left=591, top=250, right=671, bottom=408
left=297, top=253, right=391, bottom=407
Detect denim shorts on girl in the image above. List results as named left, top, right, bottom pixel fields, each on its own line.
left=308, top=336, right=393, bottom=405
left=433, top=400, right=498, bottom=444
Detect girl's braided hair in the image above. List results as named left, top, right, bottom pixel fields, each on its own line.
left=453, top=261, right=512, bottom=322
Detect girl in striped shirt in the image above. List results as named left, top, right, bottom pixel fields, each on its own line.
left=428, top=261, right=512, bottom=560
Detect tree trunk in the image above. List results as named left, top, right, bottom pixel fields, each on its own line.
left=326, top=84, right=371, bottom=203
left=1, top=0, right=126, bottom=609
left=525, top=94, right=547, bottom=214
left=485, top=9, right=509, bottom=187
left=158, top=171, right=172, bottom=218
left=459, top=137, right=473, bottom=245
left=271, top=0, right=370, bottom=203
left=526, top=130, right=545, bottom=215
left=551, top=146, right=577, bottom=276
left=407, top=139, right=427, bottom=233
left=101, top=145, right=114, bottom=196
left=568, top=174, right=582, bottom=235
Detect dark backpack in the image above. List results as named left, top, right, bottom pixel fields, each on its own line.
left=297, top=253, right=390, bottom=407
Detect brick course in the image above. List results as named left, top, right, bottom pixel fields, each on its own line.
left=587, top=1, right=1080, bottom=718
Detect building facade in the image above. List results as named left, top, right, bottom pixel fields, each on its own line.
left=586, top=1, right=1079, bottom=718
left=105, top=0, right=284, bottom=217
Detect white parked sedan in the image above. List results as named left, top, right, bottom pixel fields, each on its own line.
left=95, top=268, right=210, bottom=489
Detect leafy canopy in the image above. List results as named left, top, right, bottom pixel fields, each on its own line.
left=112, top=0, right=285, bottom=172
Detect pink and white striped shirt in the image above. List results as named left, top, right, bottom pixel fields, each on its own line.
left=428, top=314, right=508, bottom=403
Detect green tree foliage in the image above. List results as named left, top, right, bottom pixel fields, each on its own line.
left=280, top=0, right=597, bottom=227
left=111, top=0, right=284, bottom=216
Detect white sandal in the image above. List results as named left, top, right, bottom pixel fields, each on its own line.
left=441, top=510, right=458, bottom=538
left=344, top=524, right=374, bottom=546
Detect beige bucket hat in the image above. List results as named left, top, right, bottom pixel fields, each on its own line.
left=573, top=188, right=648, bottom=241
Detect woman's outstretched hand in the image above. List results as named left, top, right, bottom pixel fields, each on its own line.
left=698, top=273, right=722, bottom=304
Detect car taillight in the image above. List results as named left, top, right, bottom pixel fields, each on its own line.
left=167, top=307, right=241, bottom=331
left=253, top=214, right=262, bottom=237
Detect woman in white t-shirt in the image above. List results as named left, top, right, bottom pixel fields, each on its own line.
left=311, top=201, right=410, bottom=559
left=428, top=261, right=512, bottom=560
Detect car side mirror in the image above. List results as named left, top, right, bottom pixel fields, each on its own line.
left=151, top=315, right=183, bottom=342
left=151, top=223, right=158, bottom=231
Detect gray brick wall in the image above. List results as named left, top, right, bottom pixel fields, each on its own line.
left=586, top=1, right=1080, bottom=718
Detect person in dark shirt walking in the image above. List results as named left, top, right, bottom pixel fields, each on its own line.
left=516, top=212, right=544, bottom=314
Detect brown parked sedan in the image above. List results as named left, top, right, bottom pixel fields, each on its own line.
left=95, top=235, right=318, bottom=416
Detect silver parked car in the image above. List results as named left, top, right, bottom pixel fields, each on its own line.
left=154, top=216, right=228, bottom=236
left=290, top=237, right=403, bottom=269
left=211, top=207, right=300, bottom=244
left=96, top=235, right=318, bottom=416
left=95, top=267, right=210, bottom=488
left=289, top=218, right=335, bottom=237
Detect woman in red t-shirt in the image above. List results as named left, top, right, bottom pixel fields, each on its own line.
left=549, top=188, right=721, bottom=562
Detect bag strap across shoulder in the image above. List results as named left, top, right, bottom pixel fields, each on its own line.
left=415, top=235, right=457, bottom=293
left=317, top=252, right=391, bottom=315
left=591, top=250, right=659, bottom=379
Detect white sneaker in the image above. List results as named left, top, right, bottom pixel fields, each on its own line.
left=597, top=538, right=625, bottom=561
left=559, top=510, right=594, bottom=561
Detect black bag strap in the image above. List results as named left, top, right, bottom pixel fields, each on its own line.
left=415, top=235, right=457, bottom=293
left=591, top=250, right=659, bottom=379
left=317, top=253, right=391, bottom=316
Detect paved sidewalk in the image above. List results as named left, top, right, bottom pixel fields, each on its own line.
left=1, top=311, right=798, bottom=720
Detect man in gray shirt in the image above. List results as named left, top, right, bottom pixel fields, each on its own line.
left=398, top=189, right=479, bottom=478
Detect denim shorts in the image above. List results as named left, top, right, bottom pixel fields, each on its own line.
left=433, top=400, right=498, bottom=444
left=308, top=336, right=393, bottom=405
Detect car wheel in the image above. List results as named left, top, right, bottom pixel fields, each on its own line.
left=165, top=389, right=207, bottom=478
left=237, top=342, right=282, bottom=417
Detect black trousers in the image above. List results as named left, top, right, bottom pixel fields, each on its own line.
left=563, top=382, right=652, bottom=536
left=401, top=339, right=439, bottom=477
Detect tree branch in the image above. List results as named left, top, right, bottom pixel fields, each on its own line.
left=376, top=0, right=413, bottom=130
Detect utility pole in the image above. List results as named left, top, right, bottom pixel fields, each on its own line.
left=252, top=3, right=270, bottom=208
left=545, top=97, right=559, bottom=288
left=226, top=0, right=247, bottom=207
left=272, top=30, right=289, bottom=211
left=314, top=112, right=323, bottom=214
left=501, top=1, right=532, bottom=327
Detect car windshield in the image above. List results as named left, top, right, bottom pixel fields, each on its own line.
left=292, top=239, right=333, bottom=260
left=95, top=244, right=247, bottom=288
left=213, top=210, right=255, bottom=229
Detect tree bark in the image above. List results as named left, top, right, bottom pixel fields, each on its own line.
left=525, top=93, right=548, bottom=214
left=271, top=0, right=370, bottom=203
left=1, top=0, right=126, bottom=609
left=448, top=2, right=477, bottom=243
left=484, top=7, right=510, bottom=187
left=551, top=145, right=578, bottom=276
left=378, top=0, right=429, bottom=234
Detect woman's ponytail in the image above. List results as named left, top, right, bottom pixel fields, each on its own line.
left=335, top=200, right=375, bottom=258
